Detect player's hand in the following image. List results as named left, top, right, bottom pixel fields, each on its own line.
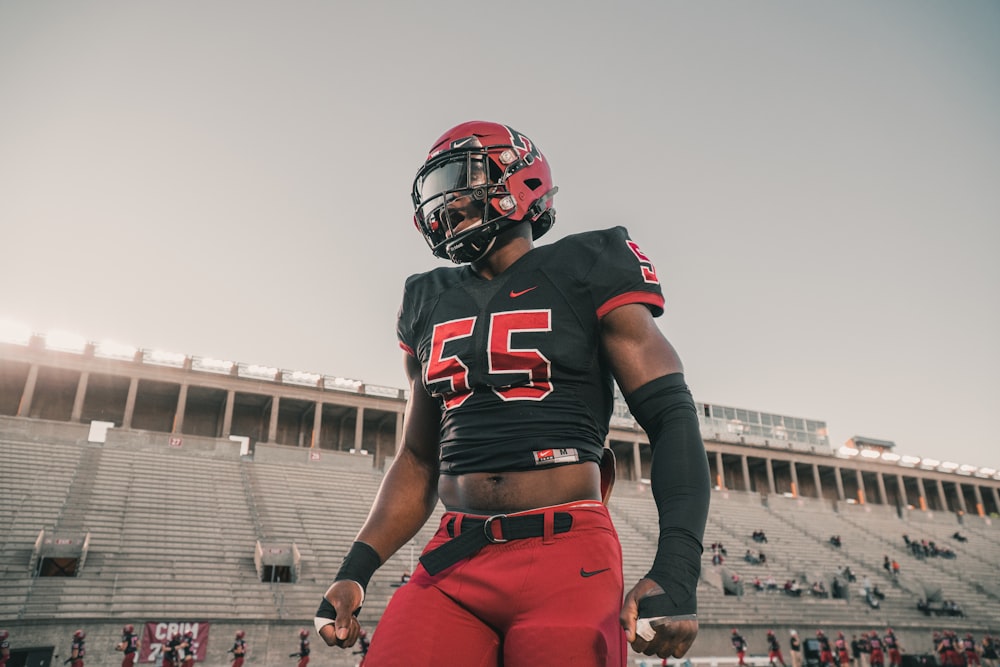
left=621, top=577, right=699, bottom=658
left=316, top=580, right=363, bottom=648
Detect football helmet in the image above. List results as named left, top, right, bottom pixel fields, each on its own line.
left=0, top=629, right=7, bottom=640
left=123, top=624, right=134, bottom=634
left=236, top=630, right=245, bottom=639
left=73, top=629, right=85, bottom=639
left=412, top=120, right=557, bottom=263
left=299, top=629, right=309, bottom=638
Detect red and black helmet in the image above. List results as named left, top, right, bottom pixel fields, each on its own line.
left=300, top=629, right=309, bottom=638
left=236, top=630, right=245, bottom=639
left=123, top=624, right=134, bottom=634
left=73, top=629, right=85, bottom=639
left=412, top=120, right=557, bottom=263
left=0, top=629, right=8, bottom=640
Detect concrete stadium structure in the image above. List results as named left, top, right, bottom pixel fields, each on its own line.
left=1, top=334, right=998, bottom=666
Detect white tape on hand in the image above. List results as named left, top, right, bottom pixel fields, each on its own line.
left=636, top=618, right=656, bottom=641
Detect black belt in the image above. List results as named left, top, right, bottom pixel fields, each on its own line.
left=419, top=512, right=574, bottom=576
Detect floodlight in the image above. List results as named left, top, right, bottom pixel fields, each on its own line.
left=881, top=452, right=901, bottom=462
left=324, top=376, right=363, bottom=392
left=45, top=330, right=88, bottom=353
left=239, top=363, right=279, bottom=380
left=837, top=446, right=859, bottom=457
left=900, top=455, right=921, bottom=465
left=0, top=319, right=32, bottom=345
left=978, top=467, right=996, bottom=476
left=959, top=464, right=977, bottom=473
left=94, top=340, right=138, bottom=361
left=860, top=449, right=881, bottom=458
left=285, top=370, right=321, bottom=387
left=145, top=349, right=187, bottom=367
left=920, top=458, right=941, bottom=468
left=192, top=357, right=234, bottom=374
left=939, top=461, right=959, bottom=471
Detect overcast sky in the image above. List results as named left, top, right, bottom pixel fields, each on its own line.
left=2, top=1, right=998, bottom=470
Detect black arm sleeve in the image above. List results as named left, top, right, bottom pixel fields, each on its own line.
left=624, top=372, right=710, bottom=617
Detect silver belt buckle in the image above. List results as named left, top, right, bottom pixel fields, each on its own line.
left=483, top=514, right=509, bottom=544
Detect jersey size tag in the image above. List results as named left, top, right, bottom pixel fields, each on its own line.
left=532, top=448, right=580, bottom=465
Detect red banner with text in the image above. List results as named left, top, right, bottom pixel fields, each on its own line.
left=139, top=621, right=210, bottom=663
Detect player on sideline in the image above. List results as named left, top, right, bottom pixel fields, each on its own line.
left=229, top=630, right=247, bottom=667
left=314, top=120, right=710, bottom=666
left=114, top=625, right=139, bottom=667
left=289, top=629, right=310, bottom=667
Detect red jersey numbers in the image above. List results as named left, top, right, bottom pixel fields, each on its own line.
left=488, top=310, right=552, bottom=401
left=625, top=239, right=659, bottom=285
left=426, top=318, right=475, bottom=409
left=425, top=310, right=553, bottom=408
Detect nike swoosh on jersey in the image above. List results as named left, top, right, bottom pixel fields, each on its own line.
left=580, top=567, right=611, bottom=578
left=509, top=286, right=538, bottom=298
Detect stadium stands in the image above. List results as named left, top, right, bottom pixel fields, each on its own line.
left=2, top=426, right=998, bottom=665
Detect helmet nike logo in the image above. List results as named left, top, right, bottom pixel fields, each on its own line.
left=580, top=567, right=611, bottom=578
left=509, top=286, right=537, bottom=298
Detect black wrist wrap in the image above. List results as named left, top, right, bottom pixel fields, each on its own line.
left=334, top=541, right=382, bottom=592
left=624, top=373, right=710, bottom=617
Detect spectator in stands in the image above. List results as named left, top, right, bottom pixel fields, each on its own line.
left=944, top=599, right=965, bottom=617
left=711, top=542, right=728, bottom=557
left=759, top=551, right=768, bottom=565
left=0, top=629, right=10, bottom=667
left=391, top=571, right=411, bottom=587
left=315, top=122, right=709, bottom=666
left=952, top=531, right=967, bottom=542
left=732, top=629, right=749, bottom=667
left=745, top=549, right=760, bottom=565
left=115, top=624, right=138, bottom=667
left=753, top=529, right=768, bottom=543
left=712, top=550, right=724, bottom=566
left=289, top=628, right=310, bottom=667
left=789, top=630, right=803, bottom=667
left=229, top=630, right=247, bottom=667
left=882, top=555, right=891, bottom=575
left=753, top=576, right=765, bottom=591
left=841, top=565, right=856, bottom=582
left=767, top=630, right=787, bottom=667
left=916, top=598, right=930, bottom=615
left=870, top=584, right=885, bottom=601
left=810, top=580, right=828, bottom=598
left=783, top=579, right=802, bottom=597
left=69, top=629, right=86, bottom=667
left=765, top=574, right=778, bottom=591
left=829, top=535, right=842, bottom=548
left=883, top=629, right=902, bottom=667
left=830, top=577, right=845, bottom=600
left=981, top=634, right=998, bottom=667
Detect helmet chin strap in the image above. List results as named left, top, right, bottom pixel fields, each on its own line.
left=446, top=230, right=496, bottom=264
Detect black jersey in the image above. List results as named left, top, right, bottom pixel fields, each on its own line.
left=397, top=226, right=665, bottom=474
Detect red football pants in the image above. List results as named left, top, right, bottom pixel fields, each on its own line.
left=364, top=501, right=626, bottom=667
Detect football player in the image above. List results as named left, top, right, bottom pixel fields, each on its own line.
left=115, top=624, right=139, bottom=667
left=315, top=120, right=709, bottom=666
